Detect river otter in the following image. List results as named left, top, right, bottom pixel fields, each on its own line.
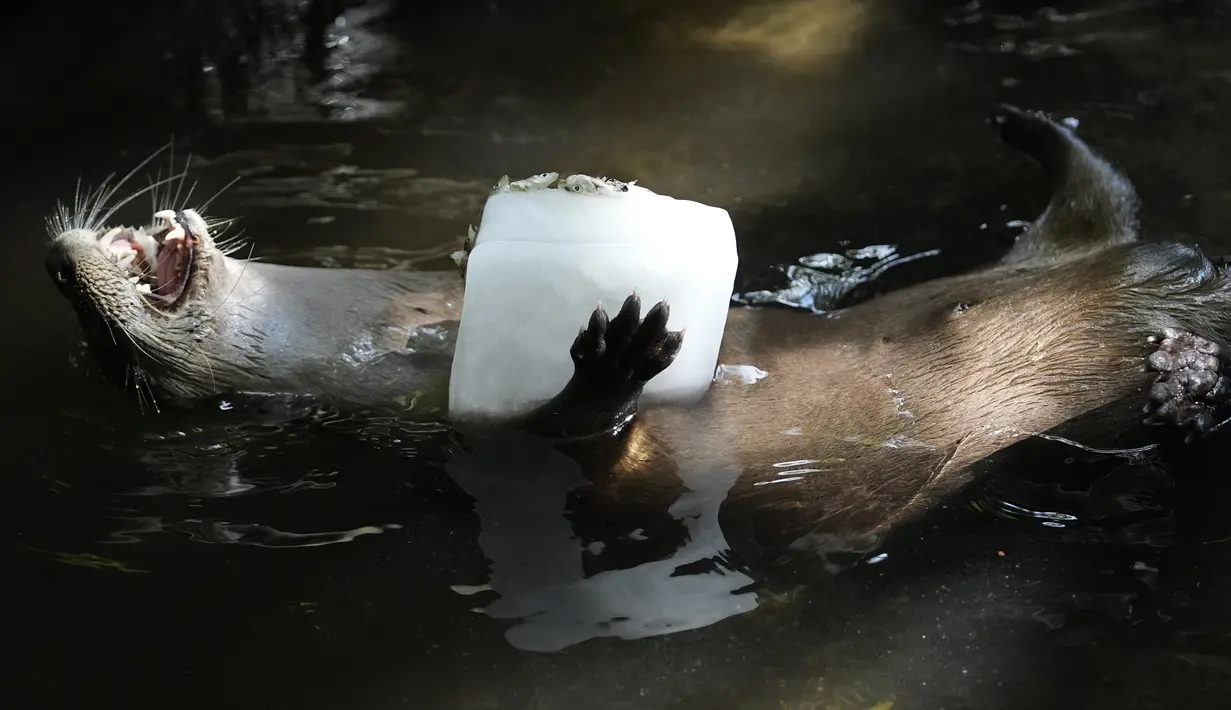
left=490, top=104, right=1231, bottom=562
left=43, top=153, right=462, bottom=412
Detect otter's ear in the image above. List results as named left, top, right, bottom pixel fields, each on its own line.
left=989, top=104, right=1140, bottom=265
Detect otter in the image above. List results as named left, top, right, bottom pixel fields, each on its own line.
left=476, top=104, right=1231, bottom=562
left=46, top=102, right=1230, bottom=498
left=43, top=154, right=462, bottom=412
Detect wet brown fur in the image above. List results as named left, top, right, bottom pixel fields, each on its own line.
left=543, top=105, right=1231, bottom=561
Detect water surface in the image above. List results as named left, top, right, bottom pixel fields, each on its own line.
left=5, top=1, right=1231, bottom=708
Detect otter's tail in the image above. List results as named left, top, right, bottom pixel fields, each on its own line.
left=989, top=104, right=1140, bottom=265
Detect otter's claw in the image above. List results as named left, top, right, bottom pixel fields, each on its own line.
left=570, top=294, right=684, bottom=389
left=1143, top=328, right=1230, bottom=441
left=517, top=294, right=684, bottom=441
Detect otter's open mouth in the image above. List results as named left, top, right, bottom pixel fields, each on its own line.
left=96, top=210, right=198, bottom=310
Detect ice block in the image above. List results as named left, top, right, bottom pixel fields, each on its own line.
left=448, top=173, right=739, bottom=421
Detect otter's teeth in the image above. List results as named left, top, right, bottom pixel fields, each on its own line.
left=135, top=283, right=152, bottom=295
left=132, top=229, right=160, bottom=271
left=116, top=253, right=136, bottom=271
left=153, top=209, right=183, bottom=238
left=129, top=276, right=141, bottom=284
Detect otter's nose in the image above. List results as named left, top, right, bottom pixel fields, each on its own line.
left=45, top=243, right=77, bottom=293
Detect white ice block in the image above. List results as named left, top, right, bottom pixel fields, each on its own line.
left=448, top=174, right=739, bottom=421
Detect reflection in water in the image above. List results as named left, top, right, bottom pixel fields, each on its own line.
left=255, top=243, right=461, bottom=270
left=688, top=0, right=871, bottom=70
left=193, top=0, right=406, bottom=122
left=25, top=549, right=151, bottom=574
left=158, top=140, right=484, bottom=267
left=733, top=243, right=940, bottom=312
left=107, top=518, right=402, bottom=548
left=1033, top=432, right=1158, bottom=458
left=976, top=455, right=1177, bottom=547
left=191, top=140, right=489, bottom=218
left=193, top=143, right=357, bottom=174
left=231, top=166, right=488, bottom=218
left=115, top=396, right=350, bottom=497
left=12, top=0, right=1231, bottom=706
left=944, top=0, right=1168, bottom=59
left=446, top=438, right=757, bottom=652
left=80, top=394, right=445, bottom=549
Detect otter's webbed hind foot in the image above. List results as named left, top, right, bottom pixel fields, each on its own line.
left=989, top=103, right=1140, bottom=264
left=519, top=294, right=684, bottom=441
left=1144, top=328, right=1231, bottom=441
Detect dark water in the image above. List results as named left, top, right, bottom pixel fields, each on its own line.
left=5, top=1, right=1231, bottom=708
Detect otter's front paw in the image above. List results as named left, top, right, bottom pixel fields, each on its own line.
left=570, top=294, right=684, bottom=394
left=515, top=294, right=684, bottom=441
left=1143, top=328, right=1230, bottom=441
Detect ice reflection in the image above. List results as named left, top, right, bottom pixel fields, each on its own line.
left=446, top=438, right=757, bottom=652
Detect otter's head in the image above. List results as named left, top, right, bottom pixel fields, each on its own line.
left=45, top=206, right=228, bottom=404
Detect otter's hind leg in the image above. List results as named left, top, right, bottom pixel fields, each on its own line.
left=519, top=294, right=684, bottom=441
left=1144, top=328, right=1231, bottom=441
left=990, top=104, right=1140, bottom=265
